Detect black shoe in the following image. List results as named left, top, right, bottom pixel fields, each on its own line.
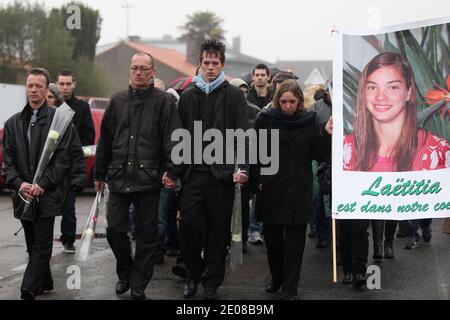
left=172, top=264, right=187, bottom=279
left=316, top=239, right=330, bottom=248
left=183, top=279, right=198, bottom=299
left=353, top=273, right=366, bottom=289
left=342, top=273, right=353, bottom=285
left=405, top=238, right=419, bottom=249
left=204, top=287, right=218, bottom=300
left=384, top=244, right=394, bottom=259
left=265, top=282, right=281, bottom=293
left=37, top=282, right=54, bottom=295
left=153, top=255, right=164, bottom=265
left=20, top=290, right=35, bottom=300
left=131, top=287, right=146, bottom=300
left=63, top=242, right=76, bottom=254
left=115, top=281, right=130, bottom=295
left=373, top=244, right=383, bottom=260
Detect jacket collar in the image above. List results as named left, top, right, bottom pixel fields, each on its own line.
left=20, top=102, right=49, bottom=120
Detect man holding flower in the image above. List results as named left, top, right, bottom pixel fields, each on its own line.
left=2, top=68, right=81, bottom=300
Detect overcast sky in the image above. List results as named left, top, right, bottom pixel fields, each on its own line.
left=2, top=0, right=449, bottom=62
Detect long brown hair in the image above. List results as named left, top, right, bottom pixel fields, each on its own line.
left=272, top=79, right=305, bottom=112
left=354, top=52, right=418, bottom=171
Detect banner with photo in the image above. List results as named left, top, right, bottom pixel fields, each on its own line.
left=332, top=17, right=450, bottom=220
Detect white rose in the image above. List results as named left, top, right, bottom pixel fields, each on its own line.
left=83, top=147, right=94, bottom=157
left=48, top=130, right=59, bottom=141
left=84, top=228, right=94, bottom=237
left=231, top=233, right=242, bottom=242
left=430, top=150, right=439, bottom=170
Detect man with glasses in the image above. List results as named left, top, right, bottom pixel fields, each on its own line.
left=95, top=52, right=182, bottom=300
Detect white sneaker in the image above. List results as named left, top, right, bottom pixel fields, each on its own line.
left=248, top=231, right=263, bottom=245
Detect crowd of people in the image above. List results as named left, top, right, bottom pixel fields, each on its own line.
left=2, top=39, right=449, bottom=300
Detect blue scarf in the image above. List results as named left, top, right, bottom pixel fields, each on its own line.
left=192, top=71, right=226, bottom=94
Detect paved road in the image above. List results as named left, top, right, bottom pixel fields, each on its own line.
left=0, top=192, right=449, bottom=300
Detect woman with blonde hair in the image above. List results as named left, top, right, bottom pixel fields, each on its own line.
left=254, top=79, right=332, bottom=299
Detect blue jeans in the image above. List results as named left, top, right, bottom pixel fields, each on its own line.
left=408, top=219, right=432, bottom=240
left=128, top=203, right=136, bottom=237
left=156, top=188, right=177, bottom=257
left=248, top=194, right=262, bottom=233
left=61, top=191, right=77, bottom=244
left=313, top=191, right=331, bottom=242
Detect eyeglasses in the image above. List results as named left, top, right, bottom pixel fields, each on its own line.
left=129, top=66, right=153, bottom=72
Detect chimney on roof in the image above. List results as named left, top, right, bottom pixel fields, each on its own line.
left=128, top=35, right=141, bottom=42
left=232, top=36, right=241, bottom=53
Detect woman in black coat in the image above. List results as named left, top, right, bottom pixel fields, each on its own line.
left=254, top=79, right=332, bottom=300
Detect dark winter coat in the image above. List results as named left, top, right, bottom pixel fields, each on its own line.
left=2, top=104, right=80, bottom=219
left=247, top=86, right=274, bottom=109
left=254, top=107, right=331, bottom=225
left=177, top=81, right=249, bottom=182
left=94, top=85, right=183, bottom=193
left=65, top=94, right=95, bottom=146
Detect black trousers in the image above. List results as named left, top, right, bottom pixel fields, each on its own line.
left=263, top=224, right=307, bottom=297
left=21, top=216, right=55, bottom=295
left=372, top=220, right=398, bottom=246
left=339, top=219, right=370, bottom=275
left=179, top=171, right=234, bottom=289
left=106, top=191, right=160, bottom=290
left=241, top=185, right=251, bottom=243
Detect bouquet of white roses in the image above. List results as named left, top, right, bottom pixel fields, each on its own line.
left=20, top=103, right=75, bottom=221
left=76, top=189, right=108, bottom=261
left=230, top=182, right=243, bottom=269
left=33, top=102, right=75, bottom=184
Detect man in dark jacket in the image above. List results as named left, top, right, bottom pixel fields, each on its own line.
left=2, top=68, right=81, bottom=300
left=247, top=63, right=274, bottom=109
left=94, top=52, right=182, bottom=300
left=177, top=39, right=249, bottom=300
left=56, top=69, right=95, bottom=253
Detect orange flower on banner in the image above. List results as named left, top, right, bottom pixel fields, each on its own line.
left=424, top=76, right=450, bottom=118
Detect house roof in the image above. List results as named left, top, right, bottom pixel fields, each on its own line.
left=96, top=41, right=197, bottom=77
left=141, top=39, right=273, bottom=66
left=274, top=60, right=332, bottom=86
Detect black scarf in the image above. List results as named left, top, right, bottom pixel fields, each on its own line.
left=260, top=106, right=316, bottom=129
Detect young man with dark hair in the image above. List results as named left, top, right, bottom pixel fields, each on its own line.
left=177, top=39, right=249, bottom=300
left=2, top=68, right=81, bottom=299
left=247, top=63, right=274, bottom=109
left=56, top=68, right=95, bottom=254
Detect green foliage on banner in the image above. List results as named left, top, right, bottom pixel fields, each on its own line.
left=343, top=23, right=450, bottom=141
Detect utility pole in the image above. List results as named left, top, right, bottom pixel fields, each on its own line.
left=122, top=1, right=134, bottom=39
